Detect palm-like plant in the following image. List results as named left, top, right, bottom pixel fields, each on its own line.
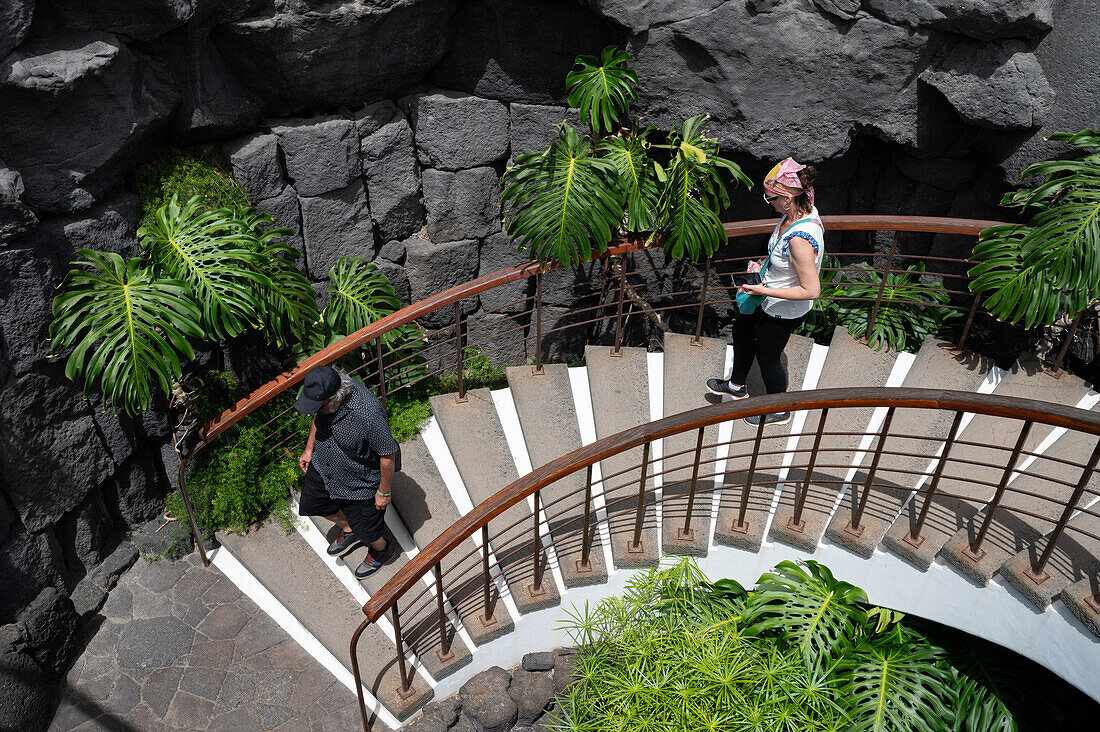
left=501, top=46, right=751, bottom=267
left=49, top=251, right=204, bottom=415
left=838, top=263, right=958, bottom=352
left=970, top=129, right=1100, bottom=329
left=241, top=209, right=319, bottom=348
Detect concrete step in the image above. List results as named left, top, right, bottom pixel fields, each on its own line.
left=217, top=519, right=431, bottom=721
left=585, top=345, right=658, bottom=568
left=391, top=434, right=514, bottom=646
left=430, top=389, right=562, bottom=613
left=660, top=333, right=728, bottom=556
left=713, top=334, right=816, bottom=552
left=883, top=357, right=1092, bottom=570
left=825, top=338, right=995, bottom=557
left=769, top=327, right=898, bottom=551
left=506, top=364, right=608, bottom=587
left=309, top=514, right=472, bottom=680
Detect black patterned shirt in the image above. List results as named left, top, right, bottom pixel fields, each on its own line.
left=311, top=378, right=399, bottom=500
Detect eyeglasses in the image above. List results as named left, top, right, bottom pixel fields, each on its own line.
left=763, top=192, right=782, bottom=204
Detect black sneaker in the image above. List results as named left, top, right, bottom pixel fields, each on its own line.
left=745, top=412, right=792, bottom=427
left=327, top=530, right=362, bottom=557
left=706, top=378, right=749, bottom=400
left=353, top=542, right=395, bottom=579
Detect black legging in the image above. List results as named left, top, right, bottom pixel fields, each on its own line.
left=730, top=309, right=806, bottom=394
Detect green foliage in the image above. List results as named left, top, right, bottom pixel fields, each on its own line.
left=970, top=129, right=1100, bottom=328
left=566, top=46, right=638, bottom=137
left=556, top=557, right=1061, bottom=732
left=503, top=47, right=751, bottom=267
left=185, top=370, right=240, bottom=426
left=245, top=209, right=319, bottom=348
left=167, top=395, right=309, bottom=536
left=794, top=259, right=958, bottom=353
left=132, top=147, right=250, bottom=229
left=48, top=251, right=204, bottom=415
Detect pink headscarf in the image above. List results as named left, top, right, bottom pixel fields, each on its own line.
left=764, top=157, right=814, bottom=206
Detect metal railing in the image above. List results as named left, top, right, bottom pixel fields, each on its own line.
left=352, top=388, right=1100, bottom=721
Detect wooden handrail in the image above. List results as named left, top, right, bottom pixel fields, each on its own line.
left=360, top=386, right=1100, bottom=621
left=199, top=215, right=1006, bottom=442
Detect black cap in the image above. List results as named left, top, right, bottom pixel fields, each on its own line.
left=294, top=365, right=341, bottom=415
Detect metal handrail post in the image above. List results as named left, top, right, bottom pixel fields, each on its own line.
left=177, top=454, right=209, bottom=567
left=734, top=418, right=767, bottom=532
left=433, top=563, right=454, bottom=663
left=612, top=256, right=626, bottom=356
left=906, top=410, right=965, bottom=546
left=679, top=428, right=706, bottom=541
left=629, top=441, right=650, bottom=552
left=534, top=271, right=544, bottom=374
left=867, top=233, right=898, bottom=337
left=847, top=407, right=896, bottom=535
left=530, top=489, right=544, bottom=596
left=1026, top=437, right=1100, bottom=582
left=375, top=337, right=387, bottom=410
left=349, top=618, right=372, bottom=732
left=692, top=259, right=711, bottom=346
left=577, top=465, right=594, bottom=572
left=966, top=420, right=1033, bottom=558
left=391, top=602, right=415, bottom=700
left=1051, top=309, right=1086, bottom=376
left=790, top=409, right=829, bottom=531
left=455, top=303, right=467, bottom=402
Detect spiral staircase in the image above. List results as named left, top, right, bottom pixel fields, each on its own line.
left=182, top=217, right=1100, bottom=728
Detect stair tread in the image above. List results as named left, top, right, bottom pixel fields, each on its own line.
left=217, top=519, right=431, bottom=718
left=661, top=333, right=728, bottom=556
left=884, top=357, right=1091, bottom=569
left=391, top=434, right=514, bottom=645
left=507, top=364, right=608, bottom=586
left=769, top=327, right=898, bottom=551
left=827, top=337, right=994, bottom=556
left=714, top=334, right=815, bottom=552
left=431, top=389, right=562, bottom=612
left=585, top=345, right=659, bottom=567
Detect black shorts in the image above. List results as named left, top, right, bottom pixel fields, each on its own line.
left=298, top=465, right=386, bottom=543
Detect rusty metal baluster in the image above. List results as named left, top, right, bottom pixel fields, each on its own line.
left=612, top=257, right=626, bottom=356
left=433, top=563, right=454, bottom=663
left=455, top=302, right=467, bottom=402
left=350, top=618, right=372, bottom=732
left=790, top=409, right=829, bottom=532
left=679, top=428, right=706, bottom=541
left=733, top=418, right=767, bottom=533
left=906, top=410, right=965, bottom=547
left=867, top=233, right=899, bottom=338
left=847, top=407, right=896, bottom=536
left=530, top=489, right=545, bottom=597
left=1051, top=309, right=1086, bottom=376
left=577, top=465, right=594, bottom=573
left=177, top=456, right=210, bottom=567
left=965, top=420, right=1033, bottom=559
left=391, top=602, right=415, bottom=700
left=375, top=338, right=387, bottom=411
left=957, top=291, right=981, bottom=352
left=479, top=525, right=497, bottom=628
left=534, top=271, right=544, bottom=375
left=692, top=259, right=711, bottom=346
left=1026, top=437, right=1100, bottom=583
left=629, top=441, right=651, bottom=553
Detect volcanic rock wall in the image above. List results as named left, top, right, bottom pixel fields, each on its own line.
left=0, top=1, right=1097, bottom=728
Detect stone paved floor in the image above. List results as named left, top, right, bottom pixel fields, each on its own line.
left=51, top=551, right=366, bottom=731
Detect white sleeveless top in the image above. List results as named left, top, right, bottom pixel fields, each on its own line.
left=762, top=207, right=824, bottom=319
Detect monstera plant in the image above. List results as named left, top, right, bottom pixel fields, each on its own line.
left=501, top=46, right=752, bottom=266
left=970, top=129, right=1100, bottom=329
left=50, top=195, right=408, bottom=416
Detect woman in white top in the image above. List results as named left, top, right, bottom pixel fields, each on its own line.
left=707, top=158, right=824, bottom=426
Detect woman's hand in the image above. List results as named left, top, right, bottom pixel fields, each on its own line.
left=740, top=283, right=769, bottom=296
left=375, top=492, right=391, bottom=510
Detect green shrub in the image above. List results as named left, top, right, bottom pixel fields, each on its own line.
left=132, top=147, right=250, bottom=229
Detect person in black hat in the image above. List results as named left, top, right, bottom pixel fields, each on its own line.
left=295, top=364, right=400, bottom=578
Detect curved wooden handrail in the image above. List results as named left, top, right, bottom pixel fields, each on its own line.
left=361, top=386, right=1100, bottom=621
left=199, top=215, right=1005, bottom=442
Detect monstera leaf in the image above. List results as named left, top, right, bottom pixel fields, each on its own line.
left=970, top=129, right=1100, bottom=328
left=566, top=45, right=638, bottom=136
left=600, top=130, right=661, bottom=232
left=742, top=560, right=869, bottom=667
left=138, top=194, right=271, bottom=339
left=501, top=123, right=625, bottom=266
left=49, top=251, right=204, bottom=414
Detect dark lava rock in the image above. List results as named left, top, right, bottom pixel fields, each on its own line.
left=431, top=0, right=619, bottom=104
left=0, top=524, right=64, bottom=624
left=922, top=40, right=1053, bottom=130
left=18, top=587, right=77, bottom=676
left=255, top=184, right=304, bottom=255
left=0, top=370, right=114, bottom=533
left=0, top=0, right=33, bottom=60
left=811, top=0, right=862, bottom=20
left=509, top=669, right=554, bottom=724
left=403, top=91, right=509, bottom=171
left=0, top=163, right=37, bottom=242
left=0, top=31, right=179, bottom=213
left=0, top=247, right=54, bottom=376
left=225, top=132, right=285, bottom=202
left=404, top=236, right=479, bottom=328
left=48, top=0, right=194, bottom=41
left=357, top=101, right=425, bottom=241
left=212, top=0, right=458, bottom=114
left=552, top=649, right=579, bottom=693
left=521, top=651, right=556, bottom=672
left=377, top=239, right=406, bottom=265
left=421, top=167, right=500, bottom=243
left=586, top=0, right=726, bottom=32
left=299, top=179, right=374, bottom=279
left=375, top=261, right=411, bottom=306
left=478, top=232, right=531, bottom=314
left=459, top=665, right=516, bottom=732
left=864, top=0, right=1053, bottom=40
left=103, top=453, right=169, bottom=527
left=509, top=104, right=581, bottom=159
left=273, top=114, right=359, bottom=197
left=117, top=616, right=194, bottom=670
left=0, top=640, right=55, bottom=732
